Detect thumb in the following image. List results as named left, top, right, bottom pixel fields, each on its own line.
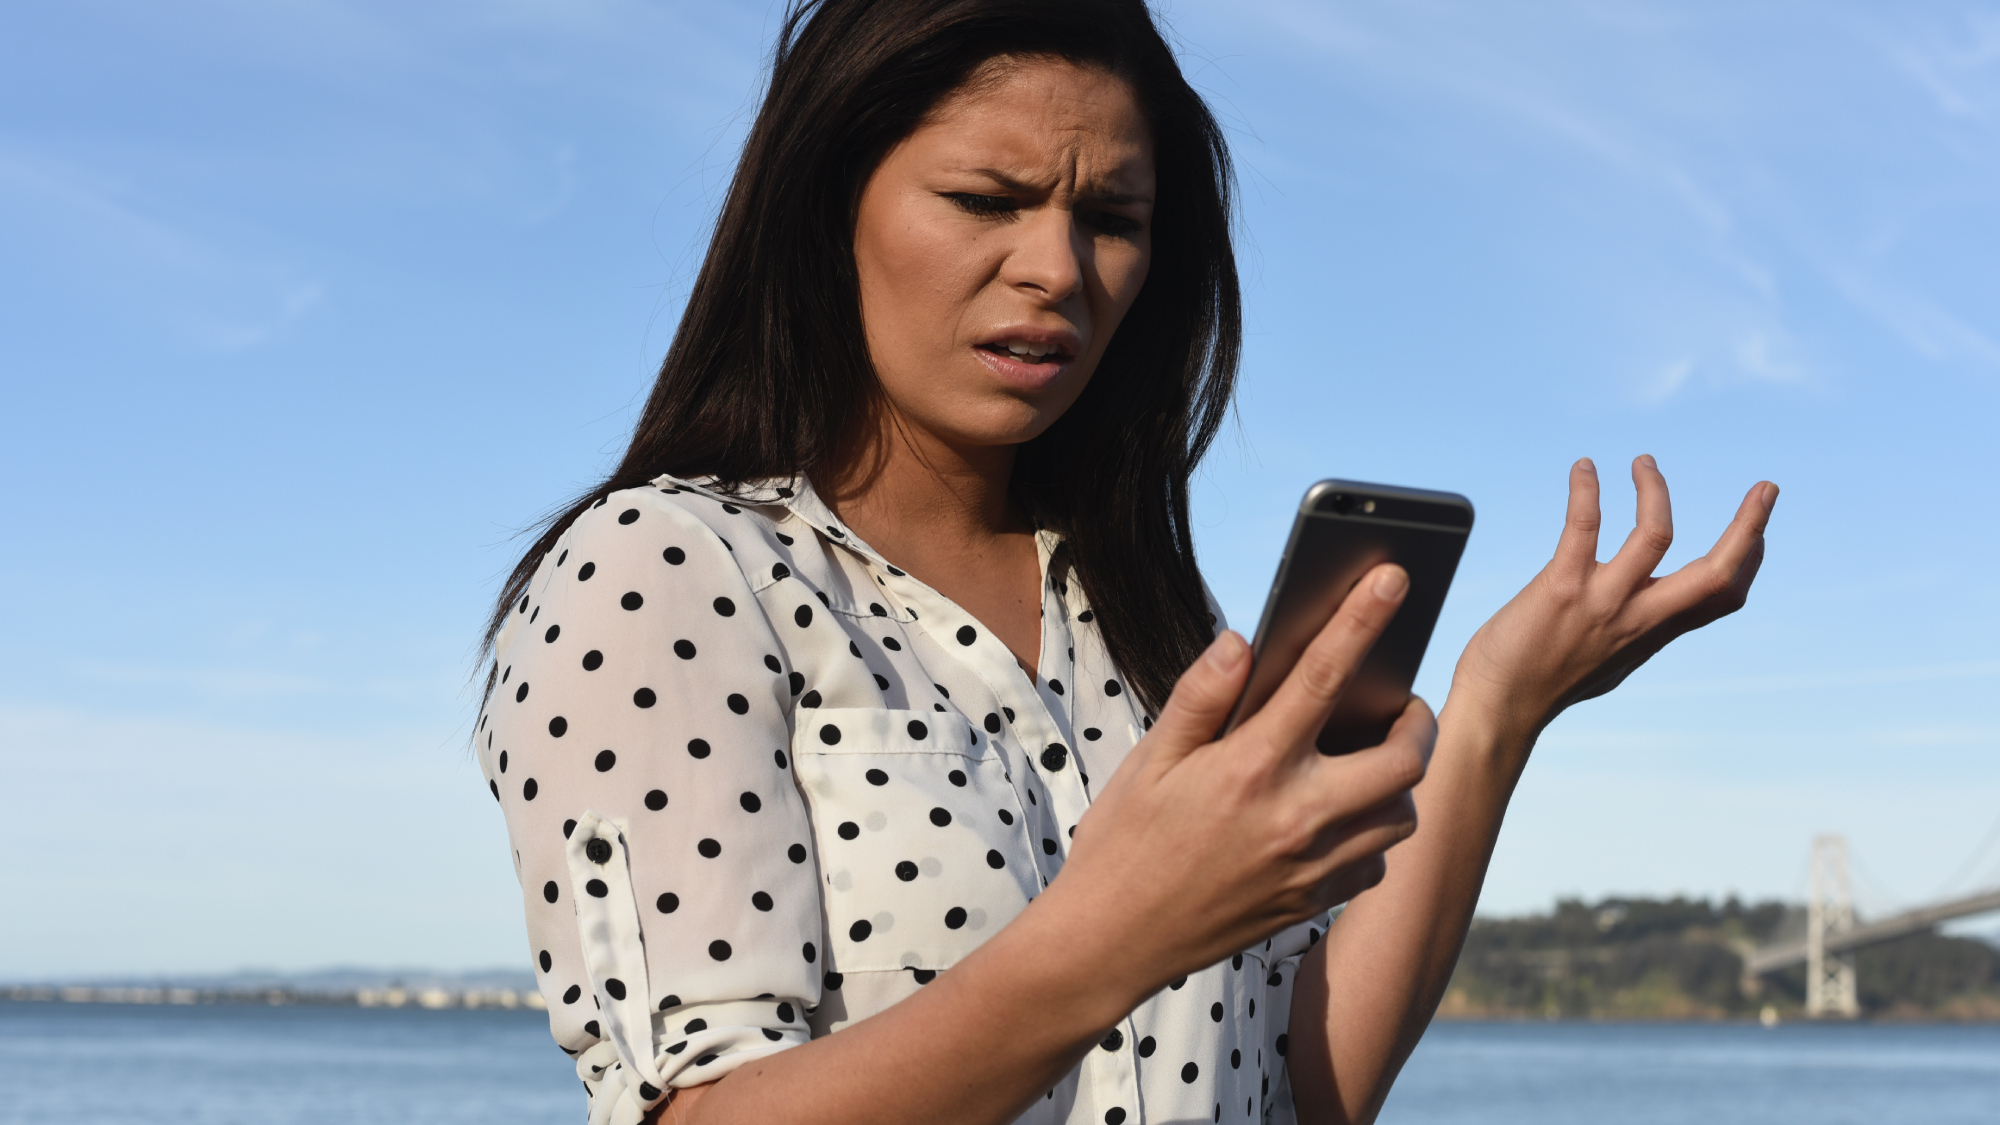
left=1145, top=630, right=1251, bottom=768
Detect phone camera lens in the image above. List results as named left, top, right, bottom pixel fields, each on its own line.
left=1328, top=493, right=1355, bottom=514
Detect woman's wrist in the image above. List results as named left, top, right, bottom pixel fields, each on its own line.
left=1436, top=679, right=1540, bottom=782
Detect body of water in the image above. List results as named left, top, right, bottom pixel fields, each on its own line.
left=2, top=1003, right=1995, bottom=1123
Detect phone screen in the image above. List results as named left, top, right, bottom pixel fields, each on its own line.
left=1220, top=481, right=1473, bottom=755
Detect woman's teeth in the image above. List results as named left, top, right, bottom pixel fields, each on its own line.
left=990, top=341, right=1061, bottom=360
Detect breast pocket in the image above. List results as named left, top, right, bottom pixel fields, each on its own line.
left=793, top=707, right=1038, bottom=973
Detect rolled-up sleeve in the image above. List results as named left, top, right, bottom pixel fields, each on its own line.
left=477, top=488, right=824, bottom=1122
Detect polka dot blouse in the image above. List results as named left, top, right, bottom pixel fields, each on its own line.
left=478, top=475, right=1331, bottom=1125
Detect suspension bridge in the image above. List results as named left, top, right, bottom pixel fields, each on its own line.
left=1742, top=834, right=2000, bottom=1017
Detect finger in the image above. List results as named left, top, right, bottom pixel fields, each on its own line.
left=1551, top=458, right=1603, bottom=579
left=1144, top=629, right=1252, bottom=768
left=1247, top=564, right=1408, bottom=756
left=1302, top=697, right=1435, bottom=820
left=1607, top=454, right=1674, bottom=584
left=1640, top=480, right=1777, bottom=619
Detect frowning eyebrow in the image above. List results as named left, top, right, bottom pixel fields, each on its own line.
left=964, top=167, right=1153, bottom=206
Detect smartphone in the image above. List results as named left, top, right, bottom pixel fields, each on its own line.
left=1219, top=480, right=1474, bottom=755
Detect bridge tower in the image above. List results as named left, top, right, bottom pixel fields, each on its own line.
left=1806, top=834, right=1859, bottom=1018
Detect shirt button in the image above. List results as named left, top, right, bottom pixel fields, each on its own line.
left=585, top=838, right=613, bottom=864
left=1040, top=743, right=1068, bottom=772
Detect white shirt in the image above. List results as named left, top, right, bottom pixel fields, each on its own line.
left=479, top=474, right=1329, bottom=1125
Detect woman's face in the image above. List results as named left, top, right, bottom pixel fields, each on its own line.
left=852, top=57, right=1155, bottom=454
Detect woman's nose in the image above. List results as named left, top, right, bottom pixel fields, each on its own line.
left=1001, top=206, right=1086, bottom=304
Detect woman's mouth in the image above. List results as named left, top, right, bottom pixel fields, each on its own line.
left=978, top=339, right=1073, bottom=365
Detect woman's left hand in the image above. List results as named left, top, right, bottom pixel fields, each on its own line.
left=1449, top=455, right=1778, bottom=744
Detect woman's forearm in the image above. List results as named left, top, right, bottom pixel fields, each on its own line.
left=1286, top=699, right=1532, bottom=1125
left=669, top=886, right=1145, bottom=1125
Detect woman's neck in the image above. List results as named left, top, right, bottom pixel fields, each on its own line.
left=818, top=409, right=1045, bottom=678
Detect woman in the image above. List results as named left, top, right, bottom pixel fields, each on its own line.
left=476, top=1, right=1777, bottom=1123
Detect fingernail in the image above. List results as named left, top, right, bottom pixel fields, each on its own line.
left=1639, top=453, right=1658, bottom=470
left=1762, top=482, right=1780, bottom=511
left=1578, top=457, right=1596, bottom=475
left=1206, top=631, right=1247, bottom=671
left=1373, top=566, right=1408, bottom=601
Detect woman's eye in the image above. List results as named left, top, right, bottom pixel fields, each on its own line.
left=1081, top=209, right=1142, bottom=237
left=946, top=193, right=1017, bottom=217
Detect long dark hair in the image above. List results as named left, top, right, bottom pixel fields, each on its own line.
left=483, top=0, right=1239, bottom=714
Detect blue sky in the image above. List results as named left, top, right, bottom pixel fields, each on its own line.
left=3, top=0, right=1998, bottom=977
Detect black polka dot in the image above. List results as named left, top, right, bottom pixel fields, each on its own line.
left=819, top=724, right=842, bottom=746
left=955, top=625, right=977, bottom=645
left=556, top=550, right=568, bottom=567
left=739, top=791, right=761, bottom=813
left=695, top=1052, right=718, bottom=1065
left=633, top=687, right=657, bottom=708
left=544, top=624, right=560, bottom=643
left=659, top=994, right=680, bottom=1010
left=1102, top=1029, right=1124, bottom=1051
left=986, top=850, right=1005, bottom=869
left=605, top=978, right=627, bottom=1000
left=1078, top=609, right=1094, bottom=623
left=771, top=563, right=790, bottom=580
left=645, top=789, right=667, bottom=811
left=907, top=720, right=928, bottom=739
left=794, top=605, right=813, bottom=628
left=585, top=838, right=612, bottom=864
left=726, top=693, right=749, bottom=714
left=582, top=650, right=603, bottom=671
left=697, top=838, right=721, bottom=858
left=639, top=1082, right=661, bottom=1101
left=1042, top=838, right=1057, bottom=855
left=948, top=769, right=967, bottom=787
left=873, top=673, right=890, bottom=690
left=618, top=508, right=640, bottom=525
left=1232, top=953, right=1243, bottom=970
left=563, top=984, right=581, bottom=1004
left=945, top=906, right=967, bottom=929
left=803, top=942, right=817, bottom=963
left=1105, top=679, right=1123, bottom=697
left=983, top=713, right=1002, bottom=733
left=688, top=738, right=711, bottom=759
left=1049, top=679, right=1064, bottom=695
left=1268, top=969, right=1284, bottom=986
left=578, top=562, right=595, bottom=581
left=663, top=547, right=685, bottom=565
left=895, top=860, right=918, bottom=881
left=763, top=654, right=782, bottom=674
left=498, top=750, right=508, bottom=773
left=594, top=749, right=616, bottom=772
left=585, top=879, right=608, bottom=897
left=838, top=821, right=859, bottom=840
left=883, top=636, right=902, bottom=651
left=776, top=531, right=796, bottom=545
left=1137, top=1036, right=1156, bottom=1057
left=657, top=893, right=679, bottom=913
left=1106, top=1110, right=1127, bottom=1125
left=621, top=591, right=643, bottom=611
left=929, top=807, right=952, bottom=827
left=522, top=778, right=538, bottom=800
left=1276, top=1033, right=1289, bottom=1056
left=713, top=597, right=736, bottom=617
left=1210, top=1001, right=1224, bottom=1022
left=913, top=968, right=935, bottom=984
left=998, top=809, right=1014, bottom=825
left=563, top=819, right=576, bottom=838
left=515, top=682, right=529, bottom=703
left=673, top=639, right=696, bottom=660
left=543, top=881, right=559, bottom=903
left=709, top=940, right=732, bottom=961
left=1181, top=1062, right=1200, bottom=1083
left=752, top=891, right=773, bottom=911
left=538, top=950, right=552, bottom=972
left=787, top=672, right=805, bottom=696
left=1170, top=976, right=1186, bottom=989
left=849, top=641, right=862, bottom=658
left=801, top=689, right=823, bottom=708
left=788, top=842, right=808, bottom=862
left=849, top=919, right=872, bottom=942
left=775, top=749, right=790, bottom=769
left=865, top=768, right=889, bottom=786
left=1231, top=1048, right=1241, bottom=1069
left=1084, top=727, right=1102, bottom=741
left=1003, top=707, right=1015, bottom=722
left=548, top=717, right=567, bottom=737
left=776, top=1000, right=795, bottom=1022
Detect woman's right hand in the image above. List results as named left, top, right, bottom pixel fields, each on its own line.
left=1053, top=563, right=1437, bottom=1002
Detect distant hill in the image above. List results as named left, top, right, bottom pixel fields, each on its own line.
left=1439, top=896, right=2000, bottom=1020
left=13, top=966, right=535, bottom=994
